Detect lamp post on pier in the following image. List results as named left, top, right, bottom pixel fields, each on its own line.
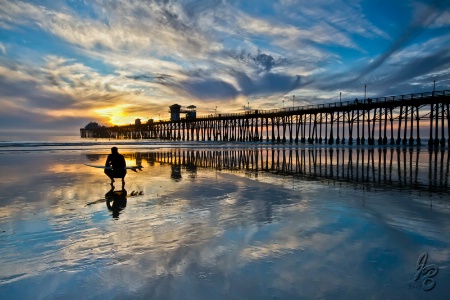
left=364, top=84, right=367, bottom=101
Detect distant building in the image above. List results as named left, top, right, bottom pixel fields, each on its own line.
left=135, top=118, right=141, bottom=126
left=185, top=105, right=197, bottom=120
left=170, top=104, right=182, bottom=121
left=169, top=104, right=197, bottom=121
left=84, top=122, right=100, bottom=129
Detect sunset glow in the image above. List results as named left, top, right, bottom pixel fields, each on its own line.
left=94, top=105, right=134, bottom=126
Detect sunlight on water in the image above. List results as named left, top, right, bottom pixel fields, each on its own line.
left=0, top=147, right=449, bottom=299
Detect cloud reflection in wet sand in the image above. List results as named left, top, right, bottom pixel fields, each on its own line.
left=0, top=149, right=449, bottom=299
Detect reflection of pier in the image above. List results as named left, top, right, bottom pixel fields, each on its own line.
left=135, top=148, right=450, bottom=193
left=81, top=90, right=450, bottom=147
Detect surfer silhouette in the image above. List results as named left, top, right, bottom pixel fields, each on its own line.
left=105, top=147, right=127, bottom=187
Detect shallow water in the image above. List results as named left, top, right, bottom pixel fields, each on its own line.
left=0, top=146, right=449, bottom=299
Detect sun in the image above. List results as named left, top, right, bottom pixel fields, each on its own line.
left=94, top=105, right=135, bottom=126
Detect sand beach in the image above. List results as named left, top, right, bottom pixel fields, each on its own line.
left=0, top=144, right=449, bottom=299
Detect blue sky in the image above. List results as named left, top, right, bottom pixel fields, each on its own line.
left=0, top=0, right=449, bottom=134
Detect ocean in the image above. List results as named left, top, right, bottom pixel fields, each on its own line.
left=0, top=136, right=449, bottom=299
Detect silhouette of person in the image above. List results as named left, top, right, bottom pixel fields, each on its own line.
left=105, top=186, right=127, bottom=219
left=104, top=147, right=126, bottom=187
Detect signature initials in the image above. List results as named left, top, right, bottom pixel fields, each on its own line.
left=412, top=252, right=438, bottom=291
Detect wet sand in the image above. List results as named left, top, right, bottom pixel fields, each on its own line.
left=0, top=147, right=449, bottom=299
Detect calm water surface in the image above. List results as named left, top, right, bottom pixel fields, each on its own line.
left=0, top=146, right=449, bottom=299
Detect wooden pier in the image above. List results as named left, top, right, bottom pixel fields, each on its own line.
left=80, top=90, right=450, bottom=147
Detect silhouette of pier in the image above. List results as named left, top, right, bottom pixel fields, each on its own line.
left=81, top=90, right=450, bottom=147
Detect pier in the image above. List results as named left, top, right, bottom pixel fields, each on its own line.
left=80, top=90, right=450, bottom=147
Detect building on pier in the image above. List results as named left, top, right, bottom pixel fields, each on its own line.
left=170, top=104, right=182, bottom=121
left=170, top=104, right=197, bottom=121
left=185, top=105, right=197, bottom=120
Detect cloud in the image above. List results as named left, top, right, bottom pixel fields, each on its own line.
left=431, top=10, right=450, bottom=28
left=372, top=46, right=450, bottom=95
left=0, top=0, right=450, bottom=134
left=273, top=0, right=390, bottom=42
left=0, top=0, right=218, bottom=58
left=0, top=64, right=76, bottom=111
left=412, top=0, right=450, bottom=28
left=178, top=77, right=239, bottom=100
left=233, top=51, right=289, bottom=72
left=0, top=55, right=170, bottom=129
left=235, top=71, right=302, bottom=96
left=353, top=0, right=450, bottom=81
left=250, top=52, right=275, bottom=72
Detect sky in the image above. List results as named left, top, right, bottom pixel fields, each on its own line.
left=1, top=0, right=450, bottom=135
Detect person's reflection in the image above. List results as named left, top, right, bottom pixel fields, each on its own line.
left=105, top=185, right=127, bottom=219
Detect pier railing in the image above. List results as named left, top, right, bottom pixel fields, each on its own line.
left=196, top=90, right=450, bottom=119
